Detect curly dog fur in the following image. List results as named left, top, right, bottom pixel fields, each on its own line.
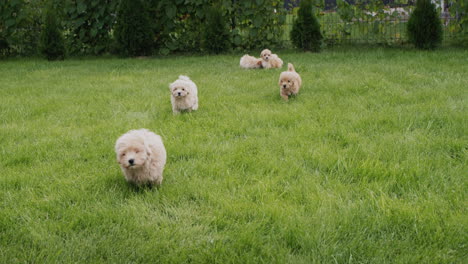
left=278, top=63, right=302, bottom=101
left=170, top=75, right=199, bottom=114
left=260, top=49, right=283, bottom=69
left=115, top=129, right=167, bottom=186
left=240, top=54, right=263, bottom=69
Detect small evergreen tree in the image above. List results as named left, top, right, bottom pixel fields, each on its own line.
left=407, top=0, right=443, bottom=49
left=114, top=0, right=153, bottom=56
left=291, top=0, right=322, bottom=52
left=203, top=6, right=230, bottom=54
left=39, top=7, right=65, bottom=60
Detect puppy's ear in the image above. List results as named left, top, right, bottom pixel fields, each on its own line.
left=115, top=142, right=124, bottom=156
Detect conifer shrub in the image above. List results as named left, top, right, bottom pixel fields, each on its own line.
left=39, top=7, right=65, bottom=61
left=114, top=0, right=153, bottom=56
left=291, top=0, right=323, bottom=52
left=203, top=6, right=231, bottom=54
left=407, top=0, right=443, bottom=49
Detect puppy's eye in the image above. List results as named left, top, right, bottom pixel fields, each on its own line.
left=288, top=80, right=290, bottom=83
left=122, top=153, right=126, bottom=157
left=182, top=88, right=185, bottom=91
left=135, top=150, right=139, bottom=154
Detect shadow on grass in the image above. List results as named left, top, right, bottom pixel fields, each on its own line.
left=105, top=173, right=161, bottom=195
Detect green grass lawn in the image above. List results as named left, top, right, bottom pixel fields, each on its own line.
left=0, top=48, right=467, bottom=263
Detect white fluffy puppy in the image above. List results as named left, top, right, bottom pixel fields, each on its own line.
left=115, top=129, right=167, bottom=186
left=260, top=49, right=283, bottom=69
left=240, top=54, right=262, bottom=69
left=170, top=75, right=198, bottom=114
left=279, top=63, right=302, bottom=101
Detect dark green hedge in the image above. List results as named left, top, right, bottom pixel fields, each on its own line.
left=39, top=5, right=65, bottom=60
left=114, top=0, right=153, bottom=56
left=1, top=0, right=286, bottom=57
left=291, top=0, right=323, bottom=52
left=407, top=0, right=442, bottom=49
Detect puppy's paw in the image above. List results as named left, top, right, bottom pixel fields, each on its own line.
left=151, top=177, right=163, bottom=186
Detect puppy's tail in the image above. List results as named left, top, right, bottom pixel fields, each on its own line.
left=178, top=75, right=191, bottom=81
left=288, top=63, right=296, bottom=72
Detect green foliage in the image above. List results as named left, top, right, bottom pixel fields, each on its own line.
left=2, top=0, right=289, bottom=56
left=0, top=0, right=23, bottom=55
left=39, top=6, right=65, bottom=60
left=114, top=0, right=153, bottom=56
left=62, top=0, right=118, bottom=55
left=149, top=0, right=286, bottom=53
left=231, top=0, right=286, bottom=50
left=337, top=0, right=355, bottom=22
left=329, top=0, right=410, bottom=45
left=291, top=0, right=322, bottom=51
left=2, top=0, right=119, bottom=56
left=0, top=0, right=45, bottom=56
left=448, top=0, right=468, bottom=46
left=203, top=6, right=231, bottom=54
left=407, top=0, right=443, bottom=49
left=150, top=0, right=209, bottom=54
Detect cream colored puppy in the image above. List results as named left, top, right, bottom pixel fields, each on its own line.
left=170, top=75, right=198, bottom=114
left=279, top=63, right=302, bottom=101
left=260, top=49, right=283, bottom=69
left=115, top=129, right=167, bottom=186
left=240, top=54, right=262, bottom=69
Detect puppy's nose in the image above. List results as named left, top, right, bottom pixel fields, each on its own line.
left=283, top=84, right=286, bottom=88
left=128, top=159, right=134, bottom=165
left=177, top=92, right=181, bottom=96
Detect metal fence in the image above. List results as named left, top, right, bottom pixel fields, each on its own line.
left=282, top=6, right=463, bottom=46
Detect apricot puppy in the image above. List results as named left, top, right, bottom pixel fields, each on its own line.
left=260, top=49, right=283, bottom=69
left=240, top=54, right=262, bottom=69
left=115, top=129, right=167, bottom=186
left=278, top=63, right=302, bottom=101
left=170, top=75, right=199, bottom=114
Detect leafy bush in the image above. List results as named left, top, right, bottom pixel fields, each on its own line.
left=114, top=0, right=153, bottom=56
left=0, top=0, right=44, bottom=57
left=0, top=0, right=22, bottom=55
left=407, top=0, right=443, bottom=49
left=231, top=0, right=286, bottom=50
left=151, top=0, right=286, bottom=53
left=448, top=0, right=468, bottom=47
left=2, top=0, right=288, bottom=56
left=203, top=6, right=230, bottom=54
left=291, top=0, right=323, bottom=51
left=62, top=0, right=118, bottom=55
left=39, top=6, right=65, bottom=60
left=148, top=0, right=206, bottom=55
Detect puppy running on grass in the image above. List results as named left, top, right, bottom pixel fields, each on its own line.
left=170, top=75, right=199, bottom=114
left=278, top=63, right=302, bottom=101
left=115, top=129, right=167, bottom=186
